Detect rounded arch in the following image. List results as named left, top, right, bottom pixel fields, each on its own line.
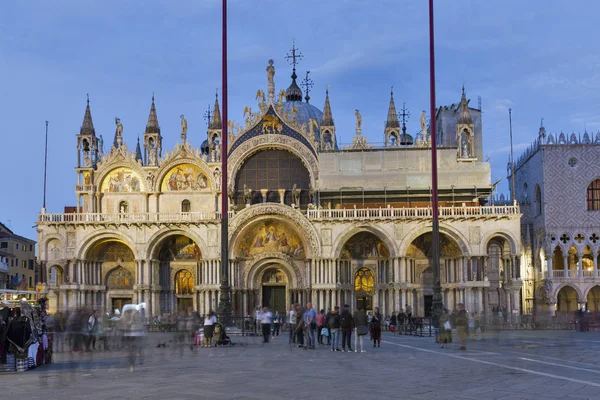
left=145, top=228, right=208, bottom=261
left=77, top=230, right=138, bottom=261
left=48, top=264, right=64, bottom=286
left=245, top=254, right=302, bottom=290
left=96, top=164, right=146, bottom=193
left=481, top=230, right=520, bottom=255
left=584, top=284, right=600, bottom=300
left=554, top=283, right=583, bottom=303
left=399, top=223, right=470, bottom=257
left=228, top=203, right=321, bottom=258
left=332, top=224, right=397, bottom=259
left=227, top=139, right=318, bottom=193
left=154, top=157, right=215, bottom=193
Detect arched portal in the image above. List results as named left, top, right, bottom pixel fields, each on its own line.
left=587, top=286, right=600, bottom=313
left=406, top=232, right=462, bottom=317
left=340, top=232, right=390, bottom=313
left=260, top=266, right=288, bottom=314
left=557, top=285, right=579, bottom=316
left=154, top=234, right=201, bottom=314
left=85, top=240, right=135, bottom=314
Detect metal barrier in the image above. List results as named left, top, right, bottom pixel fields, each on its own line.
left=395, top=317, right=433, bottom=337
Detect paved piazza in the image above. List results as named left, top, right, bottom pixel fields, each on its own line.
left=2, top=331, right=600, bottom=399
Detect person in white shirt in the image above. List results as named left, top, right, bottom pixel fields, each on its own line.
left=287, top=304, right=297, bottom=344
left=254, top=306, right=263, bottom=336
left=203, top=311, right=217, bottom=348
left=260, top=307, right=273, bottom=343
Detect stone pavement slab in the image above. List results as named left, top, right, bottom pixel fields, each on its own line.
left=1, top=330, right=600, bottom=399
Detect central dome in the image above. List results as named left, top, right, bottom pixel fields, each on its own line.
left=282, top=100, right=323, bottom=140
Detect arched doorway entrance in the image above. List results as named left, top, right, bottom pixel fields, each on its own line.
left=586, top=286, right=600, bottom=314
left=406, top=232, right=462, bottom=317
left=556, top=286, right=579, bottom=318
left=340, top=232, right=390, bottom=314
left=86, top=240, right=135, bottom=313
left=260, top=266, right=288, bottom=314
left=154, top=234, right=201, bottom=314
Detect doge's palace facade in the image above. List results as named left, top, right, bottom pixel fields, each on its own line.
left=37, top=59, right=522, bottom=318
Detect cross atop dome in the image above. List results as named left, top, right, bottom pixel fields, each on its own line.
left=285, top=40, right=303, bottom=102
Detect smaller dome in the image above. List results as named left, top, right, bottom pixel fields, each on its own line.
left=399, top=132, right=413, bottom=146
left=200, top=139, right=210, bottom=155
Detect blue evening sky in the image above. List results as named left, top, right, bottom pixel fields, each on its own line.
left=1, top=0, right=599, bottom=240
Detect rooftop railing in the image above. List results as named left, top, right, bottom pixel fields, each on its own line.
left=305, top=205, right=520, bottom=220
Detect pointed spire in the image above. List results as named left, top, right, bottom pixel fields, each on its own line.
left=385, top=87, right=400, bottom=129
left=320, top=87, right=334, bottom=126
left=135, top=137, right=143, bottom=163
left=80, top=94, right=96, bottom=136
left=209, top=90, right=222, bottom=130
left=145, top=93, right=160, bottom=134
left=457, top=85, right=473, bottom=125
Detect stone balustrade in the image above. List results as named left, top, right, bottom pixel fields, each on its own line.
left=38, top=204, right=520, bottom=225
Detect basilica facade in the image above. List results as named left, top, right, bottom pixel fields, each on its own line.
left=36, top=59, right=522, bottom=318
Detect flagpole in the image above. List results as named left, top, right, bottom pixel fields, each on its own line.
left=43, top=121, right=49, bottom=213
left=429, top=0, right=443, bottom=316
left=218, top=0, right=232, bottom=324
left=509, top=108, right=515, bottom=203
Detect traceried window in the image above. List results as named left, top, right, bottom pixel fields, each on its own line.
left=181, top=199, right=191, bottom=213
left=175, top=270, right=194, bottom=295
left=587, top=179, right=600, bottom=211
left=235, top=150, right=311, bottom=205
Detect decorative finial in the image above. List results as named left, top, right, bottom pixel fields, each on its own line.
left=391, top=86, right=394, bottom=97
left=285, top=39, right=303, bottom=76
left=540, top=117, right=544, bottom=128
left=400, top=102, right=411, bottom=134
left=152, top=92, right=155, bottom=103
left=301, top=71, right=313, bottom=103
left=203, top=104, right=212, bottom=128
left=86, top=93, right=90, bottom=105
left=216, top=88, right=219, bottom=99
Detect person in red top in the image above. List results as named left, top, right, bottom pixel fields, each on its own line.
left=316, top=309, right=327, bottom=345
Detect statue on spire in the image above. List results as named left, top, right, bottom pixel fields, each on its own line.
left=180, top=114, right=188, bottom=143
left=355, top=109, right=362, bottom=136
left=266, top=59, right=275, bottom=101
left=114, top=117, right=123, bottom=147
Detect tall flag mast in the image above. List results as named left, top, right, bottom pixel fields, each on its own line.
left=42, top=121, right=49, bottom=212
left=429, top=0, right=443, bottom=315
left=218, top=0, right=232, bottom=324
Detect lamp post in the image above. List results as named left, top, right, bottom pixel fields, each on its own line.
left=429, top=0, right=443, bottom=316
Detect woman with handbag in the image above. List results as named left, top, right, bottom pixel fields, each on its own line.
left=353, top=307, right=368, bottom=353
left=439, top=309, right=452, bottom=349
left=370, top=307, right=382, bottom=347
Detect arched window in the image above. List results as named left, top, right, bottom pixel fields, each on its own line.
left=354, top=268, right=375, bottom=295
left=119, top=201, right=129, bottom=214
left=535, top=185, right=542, bottom=216
left=175, top=270, right=194, bottom=295
left=181, top=199, right=191, bottom=213
left=488, top=243, right=502, bottom=278
left=587, top=179, right=600, bottom=210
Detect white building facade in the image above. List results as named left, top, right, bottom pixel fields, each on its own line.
left=511, top=125, right=600, bottom=317
left=36, top=60, right=522, bottom=318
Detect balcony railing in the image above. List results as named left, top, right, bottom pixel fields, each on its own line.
left=552, top=270, right=600, bottom=279
left=306, top=205, right=520, bottom=220
left=37, top=211, right=235, bottom=225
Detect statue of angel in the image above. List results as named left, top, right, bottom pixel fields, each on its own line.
left=180, top=114, right=187, bottom=142
left=355, top=109, right=362, bottom=134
